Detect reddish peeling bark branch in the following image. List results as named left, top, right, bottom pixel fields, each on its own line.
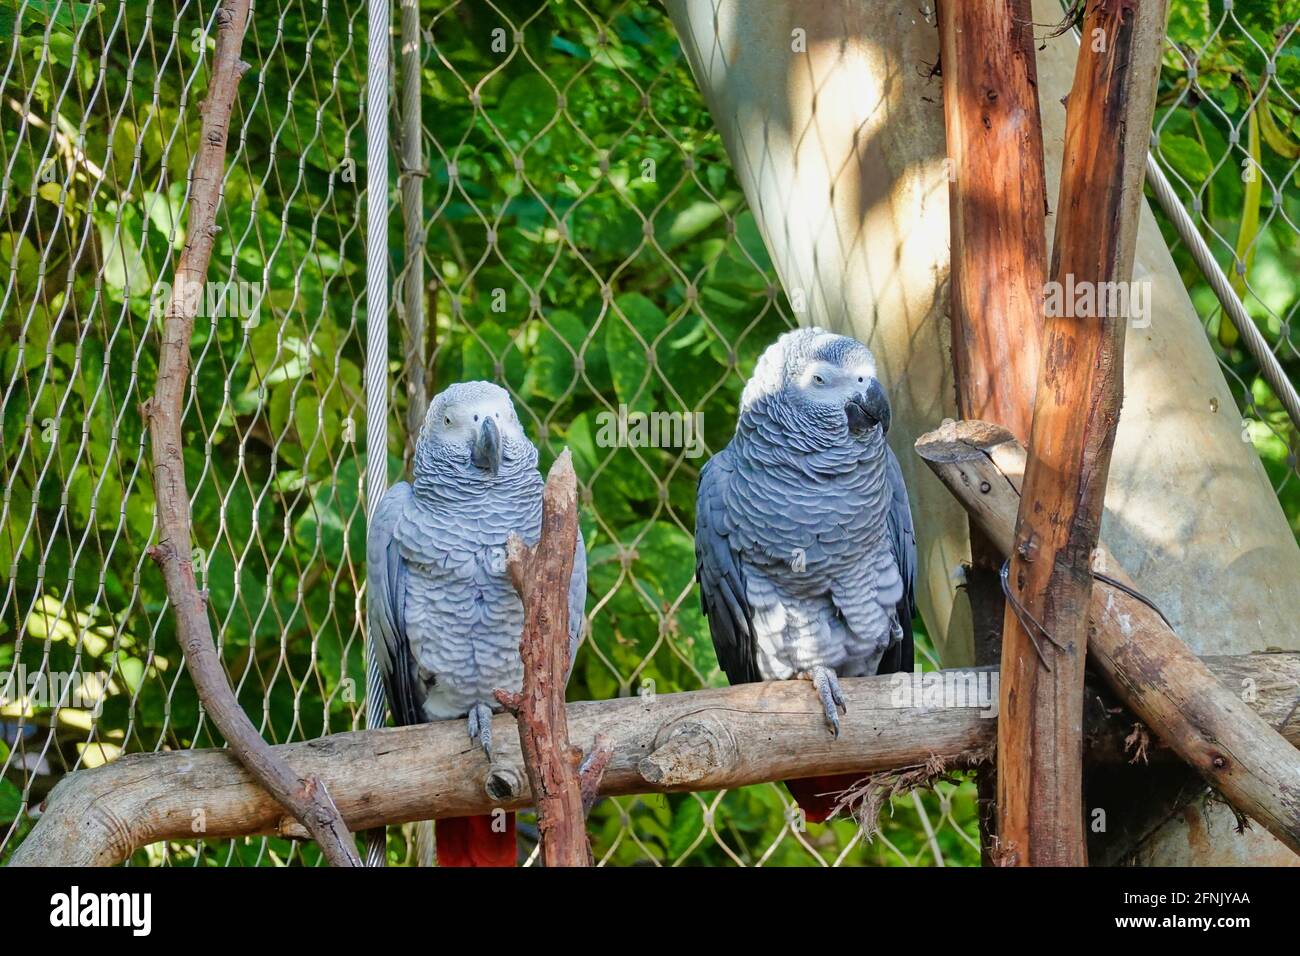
left=579, top=734, right=614, bottom=815
left=141, top=0, right=360, bottom=868
left=997, top=0, right=1167, bottom=866
left=937, top=0, right=1049, bottom=862
left=918, top=421, right=1300, bottom=857
left=496, top=449, right=597, bottom=867
left=939, top=0, right=1046, bottom=446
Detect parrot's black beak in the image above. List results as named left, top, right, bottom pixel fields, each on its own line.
left=471, top=416, right=502, bottom=477
left=845, top=379, right=890, bottom=436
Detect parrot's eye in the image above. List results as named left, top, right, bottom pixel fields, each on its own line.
left=444, top=415, right=452, bottom=426
left=473, top=415, right=479, bottom=422
left=858, top=376, right=864, bottom=383
left=812, top=374, right=825, bottom=385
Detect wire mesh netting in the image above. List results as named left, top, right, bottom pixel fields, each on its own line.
left=1151, top=2, right=1300, bottom=511
left=0, top=0, right=1295, bottom=867
left=1, top=0, right=370, bottom=867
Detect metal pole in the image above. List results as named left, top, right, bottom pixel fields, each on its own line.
left=399, top=0, right=428, bottom=462
left=397, top=0, right=434, bottom=869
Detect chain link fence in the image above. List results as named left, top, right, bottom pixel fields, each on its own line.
left=1151, top=2, right=1300, bottom=513
left=0, top=0, right=1294, bottom=867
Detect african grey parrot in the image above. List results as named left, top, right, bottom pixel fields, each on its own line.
left=695, top=327, right=916, bottom=821
left=367, top=381, right=587, bottom=866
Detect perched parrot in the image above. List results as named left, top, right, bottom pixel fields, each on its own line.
left=695, top=328, right=916, bottom=822
left=367, top=381, right=587, bottom=866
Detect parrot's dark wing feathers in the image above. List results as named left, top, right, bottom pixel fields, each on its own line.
left=877, top=445, right=917, bottom=675
left=366, top=481, right=426, bottom=726
left=696, top=452, right=760, bottom=684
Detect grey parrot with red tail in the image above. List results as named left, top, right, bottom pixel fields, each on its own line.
left=695, top=328, right=916, bottom=821
left=367, top=382, right=586, bottom=865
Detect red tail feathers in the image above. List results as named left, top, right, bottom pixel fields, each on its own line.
left=784, top=773, right=863, bottom=823
left=435, top=813, right=517, bottom=867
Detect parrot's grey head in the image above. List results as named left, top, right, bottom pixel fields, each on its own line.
left=418, top=381, right=533, bottom=480
left=740, top=327, right=890, bottom=440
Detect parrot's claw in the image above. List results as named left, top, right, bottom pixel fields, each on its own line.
left=466, top=702, right=494, bottom=760
left=799, top=666, right=847, bottom=739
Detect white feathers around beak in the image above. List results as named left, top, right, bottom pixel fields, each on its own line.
left=739, top=327, right=878, bottom=415
left=419, top=381, right=526, bottom=451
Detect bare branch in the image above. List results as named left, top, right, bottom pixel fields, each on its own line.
left=498, top=449, right=590, bottom=866
left=142, top=0, right=359, bottom=867
left=579, top=734, right=614, bottom=815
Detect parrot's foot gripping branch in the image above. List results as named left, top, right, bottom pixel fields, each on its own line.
left=467, top=701, right=494, bottom=759
left=800, top=666, right=847, bottom=738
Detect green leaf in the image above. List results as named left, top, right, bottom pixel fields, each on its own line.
left=115, top=654, right=145, bottom=695
left=142, top=188, right=184, bottom=248
left=0, top=778, right=22, bottom=823
left=666, top=797, right=705, bottom=858
left=526, top=310, right=587, bottom=402
left=1222, top=107, right=1263, bottom=347
left=1158, top=133, right=1213, bottom=184
left=604, top=293, right=667, bottom=408
left=461, top=321, right=525, bottom=387
left=18, top=2, right=103, bottom=32
left=97, top=215, right=147, bottom=294
left=659, top=196, right=737, bottom=250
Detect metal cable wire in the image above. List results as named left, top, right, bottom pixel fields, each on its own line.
left=1145, top=154, right=1300, bottom=431
left=364, top=0, right=391, bottom=868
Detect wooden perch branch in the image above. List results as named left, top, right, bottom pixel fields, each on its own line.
left=918, top=420, right=1300, bottom=857
left=997, top=0, right=1167, bottom=866
left=140, top=0, right=359, bottom=868
left=10, top=655, right=1296, bottom=867
left=495, top=449, right=598, bottom=866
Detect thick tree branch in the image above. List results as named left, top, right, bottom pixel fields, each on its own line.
left=495, top=449, right=594, bottom=866
left=937, top=0, right=1049, bottom=862
left=997, top=0, right=1167, bottom=866
left=140, top=0, right=359, bottom=867
left=938, top=0, right=1046, bottom=445
left=9, top=656, right=1296, bottom=867
left=919, top=420, right=1300, bottom=857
